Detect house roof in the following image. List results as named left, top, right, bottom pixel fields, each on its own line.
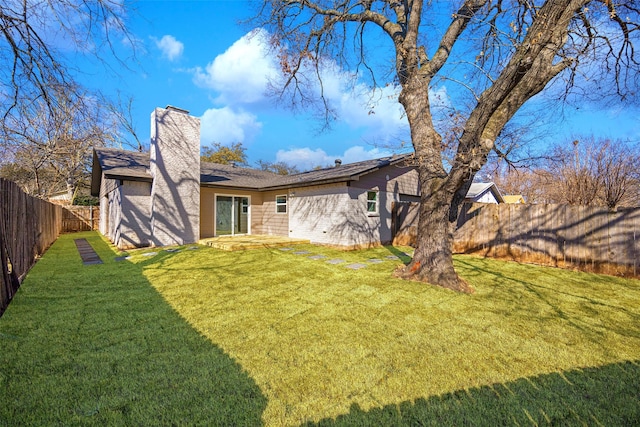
left=200, top=154, right=413, bottom=190
left=503, top=194, right=525, bottom=204
left=91, top=147, right=414, bottom=196
left=465, top=182, right=505, bottom=203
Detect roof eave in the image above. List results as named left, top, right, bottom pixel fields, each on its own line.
left=104, top=173, right=153, bottom=183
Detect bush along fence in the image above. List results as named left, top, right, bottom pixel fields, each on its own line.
left=392, top=202, right=640, bottom=278
left=0, top=179, right=62, bottom=316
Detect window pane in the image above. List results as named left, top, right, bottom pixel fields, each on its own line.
left=276, top=195, right=287, bottom=213
left=367, top=191, right=378, bottom=213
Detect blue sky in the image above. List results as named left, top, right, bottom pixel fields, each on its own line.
left=76, top=0, right=640, bottom=170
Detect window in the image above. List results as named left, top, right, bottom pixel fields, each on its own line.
left=366, top=191, right=378, bottom=215
left=276, top=195, right=287, bottom=213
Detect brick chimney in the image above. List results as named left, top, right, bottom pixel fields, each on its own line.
left=149, top=106, right=200, bottom=246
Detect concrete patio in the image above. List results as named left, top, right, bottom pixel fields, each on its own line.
left=199, top=235, right=310, bottom=251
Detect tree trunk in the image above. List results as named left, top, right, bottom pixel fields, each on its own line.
left=395, top=76, right=474, bottom=293
left=395, top=177, right=474, bottom=293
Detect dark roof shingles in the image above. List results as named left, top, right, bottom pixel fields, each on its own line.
left=95, top=147, right=412, bottom=190
left=95, top=147, right=151, bottom=180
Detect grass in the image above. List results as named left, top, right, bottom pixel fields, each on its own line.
left=1, top=231, right=639, bottom=426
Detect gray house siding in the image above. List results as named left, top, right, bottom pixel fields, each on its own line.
left=288, top=183, right=352, bottom=245
left=257, top=191, right=289, bottom=236
left=351, top=164, right=420, bottom=196
left=98, top=176, right=151, bottom=249
left=119, top=181, right=152, bottom=249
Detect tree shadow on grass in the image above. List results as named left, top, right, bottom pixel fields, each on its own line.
left=304, top=360, right=640, bottom=426
left=0, top=232, right=267, bottom=425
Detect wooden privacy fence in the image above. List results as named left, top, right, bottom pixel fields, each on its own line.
left=62, top=206, right=99, bottom=232
left=1, top=178, right=62, bottom=316
left=392, top=202, right=640, bottom=278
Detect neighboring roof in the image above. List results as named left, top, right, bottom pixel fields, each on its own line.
left=465, top=182, right=505, bottom=203
left=92, top=147, right=414, bottom=196
left=503, top=195, right=525, bottom=204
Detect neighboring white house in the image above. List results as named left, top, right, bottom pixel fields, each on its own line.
left=91, top=106, right=420, bottom=250
left=465, top=182, right=505, bottom=204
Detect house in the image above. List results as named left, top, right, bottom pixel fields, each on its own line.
left=503, top=194, right=526, bottom=204
left=91, top=106, right=420, bottom=250
left=464, top=182, right=504, bottom=204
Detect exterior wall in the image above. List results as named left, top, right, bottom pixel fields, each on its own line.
left=351, top=164, right=419, bottom=196
left=200, top=187, right=263, bottom=238
left=98, top=177, right=151, bottom=249
left=288, top=183, right=349, bottom=245
left=150, top=107, right=201, bottom=246
left=99, top=176, right=121, bottom=243
left=256, top=190, right=289, bottom=236
left=288, top=165, right=419, bottom=248
left=287, top=182, right=385, bottom=247
left=119, top=181, right=152, bottom=249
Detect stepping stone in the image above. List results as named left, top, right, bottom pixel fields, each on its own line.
left=308, top=255, right=326, bottom=260
left=293, top=250, right=311, bottom=255
left=142, top=252, right=157, bottom=257
left=164, top=248, right=180, bottom=253
left=386, top=255, right=400, bottom=259
left=326, top=259, right=345, bottom=265
left=114, top=256, right=129, bottom=262
left=346, top=263, right=367, bottom=270
left=74, top=239, right=103, bottom=265
left=279, top=247, right=294, bottom=251
left=367, top=258, right=383, bottom=264
left=187, top=246, right=199, bottom=250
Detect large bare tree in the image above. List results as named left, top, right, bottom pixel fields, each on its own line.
left=1, top=86, right=117, bottom=199
left=0, top=0, right=131, bottom=122
left=253, top=0, right=639, bottom=292
left=539, top=137, right=639, bottom=208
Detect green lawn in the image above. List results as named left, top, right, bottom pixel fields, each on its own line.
left=1, top=231, right=639, bottom=426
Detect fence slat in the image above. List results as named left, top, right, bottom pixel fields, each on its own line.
left=0, top=178, right=62, bottom=316
left=393, top=201, right=640, bottom=278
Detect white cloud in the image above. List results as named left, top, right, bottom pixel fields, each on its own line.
left=275, top=145, right=392, bottom=171
left=193, top=29, right=278, bottom=105
left=155, top=35, right=184, bottom=61
left=191, top=29, right=453, bottom=153
left=199, top=107, right=262, bottom=145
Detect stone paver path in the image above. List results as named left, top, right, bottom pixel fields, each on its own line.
left=345, top=263, right=367, bottom=270
left=276, top=246, right=413, bottom=271
left=74, top=239, right=103, bottom=265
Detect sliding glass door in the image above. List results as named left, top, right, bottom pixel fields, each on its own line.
left=215, top=195, right=249, bottom=236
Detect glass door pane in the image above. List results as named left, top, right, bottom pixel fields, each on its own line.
left=216, top=196, right=232, bottom=235
left=235, top=197, right=249, bottom=234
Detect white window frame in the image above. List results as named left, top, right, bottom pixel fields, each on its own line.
left=214, top=193, right=251, bottom=236
left=366, top=190, right=379, bottom=216
left=275, top=194, right=287, bottom=214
